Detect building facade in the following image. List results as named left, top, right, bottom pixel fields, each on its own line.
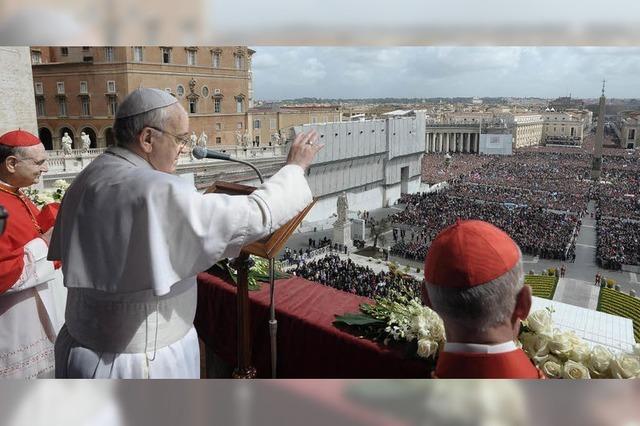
left=615, top=111, right=639, bottom=149
left=542, top=111, right=585, bottom=145
left=295, top=114, right=425, bottom=221
left=248, top=105, right=343, bottom=147
left=31, top=46, right=254, bottom=149
left=512, top=113, right=543, bottom=148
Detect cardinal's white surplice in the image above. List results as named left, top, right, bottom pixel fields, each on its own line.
left=49, top=146, right=312, bottom=378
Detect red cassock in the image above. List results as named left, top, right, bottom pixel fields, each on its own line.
left=434, top=349, right=546, bottom=379
left=0, top=186, right=59, bottom=292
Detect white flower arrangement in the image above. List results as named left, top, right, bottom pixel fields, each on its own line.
left=521, top=308, right=640, bottom=379
left=23, top=180, right=69, bottom=208
left=337, top=301, right=640, bottom=378
left=335, top=290, right=445, bottom=361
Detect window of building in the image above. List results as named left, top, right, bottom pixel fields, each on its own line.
left=269, top=118, right=276, bottom=130
left=201, top=86, right=209, bottom=98
left=629, top=129, right=636, bottom=140
left=56, top=82, right=65, bottom=94
left=212, top=51, right=221, bottom=68
left=31, top=50, right=41, bottom=64
left=81, top=98, right=91, bottom=116
left=61, top=47, right=68, bottom=56
left=34, top=82, right=43, bottom=95
left=58, top=98, right=67, bottom=116
left=82, top=46, right=90, bottom=51
left=254, top=136, right=260, bottom=145
left=311, top=117, right=318, bottom=124
left=36, top=98, right=45, bottom=117
left=133, top=47, right=143, bottom=62
left=104, top=47, right=114, bottom=62
left=215, top=123, right=222, bottom=131
left=189, top=99, right=197, bottom=114
left=80, top=81, right=88, bottom=93
left=253, top=119, right=260, bottom=129
left=107, top=80, right=116, bottom=93
left=187, top=49, right=197, bottom=66
left=176, top=84, right=185, bottom=97
left=234, top=54, right=243, bottom=69
left=161, top=47, right=172, bottom=64
left=236, top=97, right=243, bottom=113
left=214, top=98, right=221, bottom=113
left=108, top=97, right=118, bottom=116
left=216, top=137, right=221, bottom=144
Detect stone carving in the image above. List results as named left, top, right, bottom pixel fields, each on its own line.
left=189, top=131, right=198, bottom=159
left=337, top=192, right=349, bottom=223
left=271, top=132, right=281, bottom=145
left=235, top=130, right=243, bottom=145
left=80, top=132, right=91, bottom=152
left=197, top=131, right=208, bottom=147
left=61, top=132, right=73, bottom=156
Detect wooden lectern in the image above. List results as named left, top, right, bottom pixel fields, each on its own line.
left=205, top=181, right=315, bottom=378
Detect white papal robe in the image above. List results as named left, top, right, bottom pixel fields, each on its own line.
left=49, top=146, right=313, bottom=378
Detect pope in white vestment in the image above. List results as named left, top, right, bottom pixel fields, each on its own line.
left=48, top=88, right=322, bottom=378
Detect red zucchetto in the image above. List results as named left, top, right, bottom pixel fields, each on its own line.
left=0, top=130, right=41, bottom=147
left=425, top=219, right=520, bottom=288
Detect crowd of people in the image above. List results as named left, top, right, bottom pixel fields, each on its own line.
left=390, top=192, right=579, bottom=261
left=594, top=155, right=640, bottom=268
left=421, top=153, right=493, bottom=184
left=596, top=218, right=640, bottom=269
left=451, top=182, right=588, bottom=213
left=291, top=254, right=422, bottom=299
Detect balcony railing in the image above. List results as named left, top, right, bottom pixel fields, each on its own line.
left=44, top=144, right=287, bottom=174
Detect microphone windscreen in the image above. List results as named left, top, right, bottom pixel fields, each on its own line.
left=192, top=146, right=207, bottom=159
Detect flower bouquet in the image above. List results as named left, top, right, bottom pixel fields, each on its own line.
left=23, top=179, right=69, bottom=208
left=334, top=289, right=445, bottom=361
left=215, top=255, right=290, bottom=291
left=520, top=308, right=640, bottom=379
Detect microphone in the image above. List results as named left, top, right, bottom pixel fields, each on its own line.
left=192, top=146, right=231, bottom=161
left=192, top=146, right=264, bottom=183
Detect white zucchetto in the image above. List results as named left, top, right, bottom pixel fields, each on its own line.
left=115, top=88, right=178, bottom=119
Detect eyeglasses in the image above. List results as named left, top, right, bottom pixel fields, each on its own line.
left=145, top=126, right=190, bottom=150
left=16, top=157, right=47, bottom=167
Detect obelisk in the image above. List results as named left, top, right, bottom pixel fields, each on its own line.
left=591, top=80, right=606, bottom=181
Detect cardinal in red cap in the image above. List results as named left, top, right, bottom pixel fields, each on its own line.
left=0, top=129, right=65, bottom=378
left=423, top=219, right=544, bottom=379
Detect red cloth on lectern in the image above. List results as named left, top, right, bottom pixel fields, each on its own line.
left=195, top=273, right=431, bottom=378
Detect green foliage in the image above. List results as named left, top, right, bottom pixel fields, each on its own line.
left=597, top=288, right=640, bottom=343
left=524, top=274, right=558, bottom=300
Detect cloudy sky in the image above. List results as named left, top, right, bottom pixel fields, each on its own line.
left=250, top=47, right=640, bottom=100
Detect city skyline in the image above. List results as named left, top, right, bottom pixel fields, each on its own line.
left=252, top=47, right=640, bottom=101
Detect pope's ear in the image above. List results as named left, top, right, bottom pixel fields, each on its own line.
left=137, top=127, right=154, bottom=153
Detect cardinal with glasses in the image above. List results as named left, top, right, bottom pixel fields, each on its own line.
left=0, top=129, right=66, bottom=378
left=49, top=88, right=324, bottom=378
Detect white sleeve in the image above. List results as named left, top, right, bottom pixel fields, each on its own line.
left=6, top=237, right=57, bottom=293
left=201, top=164, right=314, bottom=259
left=141, top=163, right=314, bottom=295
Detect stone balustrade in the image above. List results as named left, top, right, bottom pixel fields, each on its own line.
left=41, top=144, right=288, bottom=188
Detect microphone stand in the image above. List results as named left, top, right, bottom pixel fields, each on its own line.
left=268, top=258, right=277, bottom=378
left=198, top=149, right=281, bottom=377
left=224, top=158, right=264, bottom=184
